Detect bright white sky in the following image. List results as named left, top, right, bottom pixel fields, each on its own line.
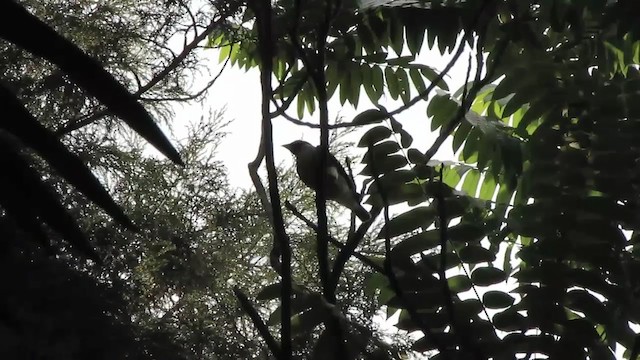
left=179, top=41, right=477, bottom=189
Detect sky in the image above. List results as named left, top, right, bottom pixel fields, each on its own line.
left=180, top=40, right=477, bottom=190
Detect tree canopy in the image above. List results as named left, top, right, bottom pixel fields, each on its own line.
left=3, top=0, right=640, bottom=359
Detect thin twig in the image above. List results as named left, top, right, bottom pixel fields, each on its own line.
left=284, top=201, right=385, bottom=274
left=140, top=51, right=231, bottom=102
left=329, top=206, right=381, bottom=292
left=56, top=3, right=240, bottom=135
left=233, top=287, right=282, bottom=358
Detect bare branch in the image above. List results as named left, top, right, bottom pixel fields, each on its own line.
left=140, top=51, right=231, bottom=102
left=249, top=0, right=293, bottom=357
left=233, top=287, right=281, bottom=358
left=56, top=3, right=241, bottom=136
left=284, top=201, right=385, bottom=274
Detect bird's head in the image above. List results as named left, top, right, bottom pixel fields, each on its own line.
left=283, top=140, right=313, bottom=156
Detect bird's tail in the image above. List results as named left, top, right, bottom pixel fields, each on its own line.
left=334, top=194, right=370, bottom=221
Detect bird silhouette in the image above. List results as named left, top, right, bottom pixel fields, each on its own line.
left=283, top=140, right=370, bottom=221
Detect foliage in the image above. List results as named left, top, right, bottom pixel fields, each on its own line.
left=0, top=0, right=272, bottom=358
left=1, top=1, right=390, bottom=358
left=216, top=0, right=640, bottom=359
left=0, top=0, right=189, bottom=261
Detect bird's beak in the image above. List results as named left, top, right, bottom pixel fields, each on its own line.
left=282, top=143, right=293, bottom=151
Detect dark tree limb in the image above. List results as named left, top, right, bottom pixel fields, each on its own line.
left=249, top=0, right=293, bottom=357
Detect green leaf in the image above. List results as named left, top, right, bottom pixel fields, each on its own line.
left=219, top=44, right=232, bottom=62
left=385, top=66, right=400, bottom=100
left=275, top=68, right=308, bottom=99
left=358, top=126, right=392, bottom=147
left=456, top=298, right=484, bottom=318
left=448, top=222, right=486, bottom=243
left=406, top=22, right=425, bottom=54
left=363, top=141, right=401, bottom=164
left=414, top=64, right=448, bottom=91
left=361, top=154, right=408, bottom=176
left=326, top=62, right=339, bottom=99
left=369, top=170, right=417, bottom=191
left=365, top=272, right=389, bottom=297
left=476, top=135, right=494, bottom=172
left=339, top=70, right=351, bottom=105
left=256, top=283, right=281, bottom=300
left=442, top=164, right=472, bottom=187
left=386, top=56, right=414, bottom=66
left=366, top=183, right=427, bottom=207
left=448, top=275, right=472, bottom=293
left=565, top=289, right=609, bottom=324
left=392, top=230, right=440, bottom=258
left=483, top=291, right=515, bottom=309
left=371, top=65, right=385, bottom=99
left=461, top=128, right=481, bottom=163
left=518, top=98, right=551, bottom=133
left=377, top=206, right=437, bottom=239
left=478, top=173, right=498, bottom=202
left=493, top=309, right=526, bottom=332
left=361, top=64, right=378, bottom=103
left=305, top=84, right=316, bottom=114
left=297, top=86, right=306, bottom=119
left=503, top=85, right=538, bottom=118
left=349, top=62, right=362, bottom=107
left=493, top=72, right=522, bottom=100
left=407, top=148, right=427, bottom=164
left=358, top=52, right=388, bottom=63
left=396, top=68, right=411, bottom=104
left=291, top=307, right=326, bottom=336
left=357, top=21, right=377, bottom=54
left=389, top=15, right=404, bottom=56
left=409, top=68, right=427, bottom=93
left=471, top=267, right=507, bottom=286
left=411, top=332, right=457, bottom=353
left=461, top=169, right=480, bottom=197
left=399, top=129, right=413, bottom=148
left=452, top=120, right=473, bottom=153
left=458, top=245, right=495, bottom=264
left=352, top=109, right=387, bottom=125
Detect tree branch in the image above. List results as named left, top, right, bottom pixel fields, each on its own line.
left=284, top=201, right=385, bottom=274
left=233, top=287, right=281, bottom=358
left=248, top=0, right=293, bottom=357
left=56, top=3, right=240, bottom=136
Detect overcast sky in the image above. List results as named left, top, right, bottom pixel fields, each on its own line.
left=178, top=40, right=477, bottom=189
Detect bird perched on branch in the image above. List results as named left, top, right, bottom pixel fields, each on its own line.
left=283, top=140, right=370, bottom=221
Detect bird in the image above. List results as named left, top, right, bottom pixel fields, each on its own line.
left=283, top=140, right=370, bottom=221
